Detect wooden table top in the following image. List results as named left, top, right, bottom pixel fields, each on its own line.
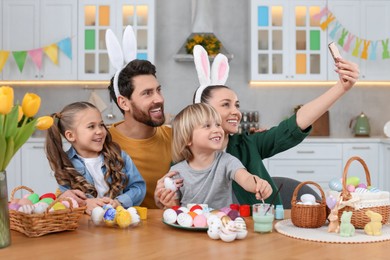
left=1, top=209, right=390, bottom=259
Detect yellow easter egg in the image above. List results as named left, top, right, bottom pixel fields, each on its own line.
left=52, top=202, right=66, bottom=211
left=116, top=210, right=132, bottom=228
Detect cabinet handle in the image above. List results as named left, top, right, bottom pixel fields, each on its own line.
left=296, top=170, right=315, bottom=174
left=297, top=150, right=315, bottom=154
left=32, top=146, right=45, bottom=149
left=352, top=146, right=370, bottom=150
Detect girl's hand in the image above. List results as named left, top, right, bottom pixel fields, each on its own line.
left=335, top=58, right=359, bottom=91
left=253, top=177, right=272, bottom=201
left=59, top=189, right=87, bottom=207
left=85, top=198, right=105, bottom=215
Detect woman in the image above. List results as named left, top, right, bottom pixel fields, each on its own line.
left=155, top=45, right=359, bottom=208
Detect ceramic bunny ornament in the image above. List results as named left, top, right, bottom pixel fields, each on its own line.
left=105, top=26, right=137, bottom=100
left=193, top=45, right=230, bottom=103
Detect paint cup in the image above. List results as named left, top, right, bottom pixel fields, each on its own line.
left=252, top=203, right=274, bottom=233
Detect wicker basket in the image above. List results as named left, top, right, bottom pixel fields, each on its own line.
left=291, top=181, right=327, bottom=228
left=337, top=156, right=390, bottom=229
left=9, top=186, right=86, bottom=237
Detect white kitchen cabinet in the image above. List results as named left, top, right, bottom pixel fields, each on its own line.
left=5, top=151, right=22, bottom=198
left=1, top=0, right=77, bottom=80
left=268, top=143, right=343, bottom=193
left=78, top=0, right=155, bottom=80
left=327, top=0, right=390, bottom=80
left=342, top=143, right=380, bottom=188
left=380, top=143, right=390, bottom=192
left=250, top=0, right=327, bottom=81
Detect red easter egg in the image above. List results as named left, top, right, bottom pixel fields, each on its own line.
left=39, top=193, right=57, bottom=200
left=190, top=204, right=202, bottom=212
left=171, top=205, right=180, bottom=211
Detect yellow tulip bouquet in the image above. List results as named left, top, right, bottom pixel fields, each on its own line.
left=0, top=86, right=53, bottom=172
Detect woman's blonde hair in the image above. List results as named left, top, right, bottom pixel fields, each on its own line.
left=172, top=103, right=222, bottom=163
left=45, top=102, right=128, bottom=198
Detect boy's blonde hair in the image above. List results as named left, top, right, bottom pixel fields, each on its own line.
left=172, top=103, right=222, bottom=163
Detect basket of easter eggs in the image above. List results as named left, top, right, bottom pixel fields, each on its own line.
left=8, top=186, right=86, bottom=237
left=291, top=181, right=328, bottom=228
left=334, top=156, right=390, bottom=229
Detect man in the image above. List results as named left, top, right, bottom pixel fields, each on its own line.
left=108, top=60, right=172, bottom=209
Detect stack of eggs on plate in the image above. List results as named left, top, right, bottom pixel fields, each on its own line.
left=91, top=205, right=140, bottom=228
left=163, top=204, right=248, bottom=242
left=8, top=192, right=78, bottom=214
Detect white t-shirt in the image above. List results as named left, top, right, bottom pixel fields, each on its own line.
left=82, top=155, right=109, bottom=198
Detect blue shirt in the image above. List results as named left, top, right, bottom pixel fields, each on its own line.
left=59, top=146, right=146, bottom=208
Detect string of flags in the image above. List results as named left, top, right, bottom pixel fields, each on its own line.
left=0, top=37, right=72, bottom=73
left=314, top=7, right=389, bottom=61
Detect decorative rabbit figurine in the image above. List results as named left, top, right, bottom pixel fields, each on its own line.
left=364, top=210, right=383, bottom=236
left=193, top=45, right=230, bottom=103
left=327, top=207, right=340, bottom=233
left=339, top=211, right=355, bottom=237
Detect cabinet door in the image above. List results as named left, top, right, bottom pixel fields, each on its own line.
left=5, top=151, right=22, bottom=198
left=342, top=143, right=380, bottom=188
left=40, top=0, right=77, bottom=80
left=21, top=142, right=58, bottom=196
left=380, top=144, right=390, bottom=191
left=2, top=0, right=39, bottom=80
left=359, top=1, right=390, bottom=80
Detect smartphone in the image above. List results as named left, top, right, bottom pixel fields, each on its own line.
left=328, top=42, right=342, bottom=62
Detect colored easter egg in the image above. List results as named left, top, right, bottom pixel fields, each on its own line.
left=27, top=193, right=40, bottom=204
left=188, top=211, right=197, bottom=220
left=355, top=187, right=369, bottom=193
left=329, top=178, right=342, bottom=192
left=347, top=184, right=356, bottom=192
left=357, top=183, right=367, bottom=189
left=103, top=204, right=113, bottom=210
left=33, top=203, right=49, bottom=214
left=103, top=208, right=117, bottom=226
left=189, top=204, right=203, bottom=212
left=326, top=195, right=337, bottom=209
left=116, top=209, right=132, bottom=228
left=61, top=197, right=79, bottom=208
left=227, top=209, right=240, bottom=220
left=18, top=205, right=35, bottom=214
left=193, top=214, right=207, bottom=228
left=52, top=202, right=66, bottom=211
left=39, top=193, right=56, bottom=200
left=346, top=176, right=360, bottom=187
left=39, top=198, right=54, bottom=205
left=18, top=198, right=33, bottom=206
left=8, top=202, right=20, bottom=211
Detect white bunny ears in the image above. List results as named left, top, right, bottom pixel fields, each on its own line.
left=193, top=45, right=230, bottom=103
left=106, top=26, right=137, bottom=99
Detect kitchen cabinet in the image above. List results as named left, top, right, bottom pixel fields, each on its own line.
left=342, top=143, right=380, bottom=188
left=250, top=0, right=327, bottom=81
left=5, top=151, right=22, bottom=198
left=78, top=0, right=155, bottom=80
left=327, top=0, right=390, bottom=80
left=268, top=143, right=343, bottom=193
left=1, top=0, right=77, bottom=80
left=380, top=143, right=390, bottom=192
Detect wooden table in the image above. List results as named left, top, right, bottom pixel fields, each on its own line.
left=1, top=209, right=390, bottom=259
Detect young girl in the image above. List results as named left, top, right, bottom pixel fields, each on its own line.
left=45, top=102, right=146, bottom=215
left=167, top=103, right=272, bottom=209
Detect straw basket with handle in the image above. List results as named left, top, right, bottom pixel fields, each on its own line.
left=9, top=186, right=86, bottom=237
left=291, top=181, right=327, bottom=228
left=337, top=156, right=390, bottom=229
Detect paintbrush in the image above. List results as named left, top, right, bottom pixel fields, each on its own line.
left=264, top=183, right=284, bottom=215
left=253, top=176, right=265, bottom=205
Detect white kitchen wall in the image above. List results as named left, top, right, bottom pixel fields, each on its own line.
left=12, top=0, right=390, bottom=137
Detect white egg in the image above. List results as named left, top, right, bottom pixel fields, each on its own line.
left=91, top=206, right=105, bottom=225
left=219, top=227, right=237, bottom=242
left=207, top=214, right=222, bottom=228
left=178, top=206, right=189, bottom=213
left=163, top=208, right=177, bottom=224
left=18, top=205, right=35, bottom=214
left=33, top=203, right=48, bottom=214
left=207, top=226, right=220, bottom=240
left=164, top=177, right=177, bottom=191
left=300, top=194, right=316, bottom=204
left=177, top=212, right=193, bottom=227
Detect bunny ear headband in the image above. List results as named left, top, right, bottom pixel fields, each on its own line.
left=193, top=45, right=230, bottom=103
left=106, top=26, right=137, bottom=99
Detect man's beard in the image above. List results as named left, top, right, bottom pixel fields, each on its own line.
left=131, top=102, right=165, bottom=127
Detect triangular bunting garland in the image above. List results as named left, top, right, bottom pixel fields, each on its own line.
left=12, top=51, right=28, bottom=73
left=0, top=51, right=10, bottom=73
left=43, top=44, right=59, bottom=65
left=28, top=48, right=43, bottom=70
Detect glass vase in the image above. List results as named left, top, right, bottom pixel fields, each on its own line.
left=0, top=171, right=11, bottom=248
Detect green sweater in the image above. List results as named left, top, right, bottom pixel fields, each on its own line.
left=227, top=114, right=311, bottom=207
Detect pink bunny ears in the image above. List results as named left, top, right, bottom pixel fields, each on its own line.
left=106, top=26, right=137, bottom=99
left=193, top=45, right=230, bottom=103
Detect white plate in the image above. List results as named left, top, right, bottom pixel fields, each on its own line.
left=384, top=121, right=390, bottom=137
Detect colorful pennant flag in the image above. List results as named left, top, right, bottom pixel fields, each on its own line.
left=57, top=37, right=72, bottom=59
left=43, top=43, right=59, bottom=65
left=28, top=48, right=43, bottom=70
left=0, top=51, right=10, bottom=73
left=12, top=51, right=28, bottom=73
